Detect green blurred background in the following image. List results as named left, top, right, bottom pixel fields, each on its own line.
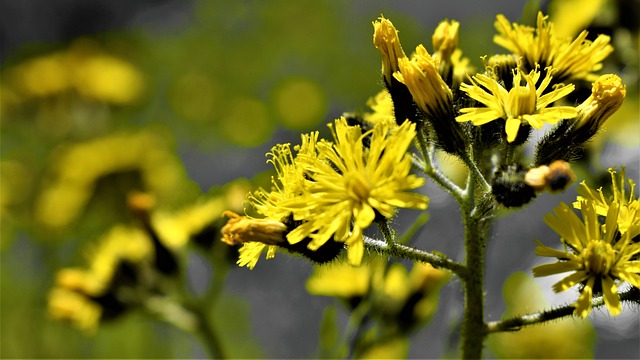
left=1, top=0, right=638, bottom=358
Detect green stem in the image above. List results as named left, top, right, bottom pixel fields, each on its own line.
left=486, top=286, right=640, bottom=333
left=413, top=131, right=465, bottom=204
left=459, top=156, right=494, bottom=359
left=460, top=207, right=490, bottom=359
left=363, top=236, right=467, bottom=278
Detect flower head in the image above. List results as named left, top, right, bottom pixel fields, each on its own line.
left=494, top=12, right=613, bottom=82
left=574, top=167, right=639, bottom=234
left=283, top=118, right=429, bottom=266
left=373, top=16, right=407, bottom=85
left=575, top=74, right=626, bottom=132
left=456, top=66, right=578, bottom=142
left=220, top=211, right=287, bottom=246
left=532, top=201, right=640, bottom=317
left=394, top=45, right=453, bottom=122
left=363, top=90, right=396, bottom=127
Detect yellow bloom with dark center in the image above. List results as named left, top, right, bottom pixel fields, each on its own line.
left=574, top=167, right=639, bottom=234
left=394, top=45, right=453, bottom=121
left=532, top=201, right=640, bottom=318
left=283, top=117, right=429, bottom=266
left=373, top=16, right=407, bottom=85
left=456, top=66, right=577, bottom=142
left=494, top=12, right=613, bottom=82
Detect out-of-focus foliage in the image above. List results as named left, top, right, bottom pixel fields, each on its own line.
left=488, top=272, right=596, bottom=359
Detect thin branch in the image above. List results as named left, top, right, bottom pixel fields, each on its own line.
left=412, top=154, right=465, bottom=204
left=485, top=287, right=640, bottom=333
left=363, top=236, right=467, bottom=278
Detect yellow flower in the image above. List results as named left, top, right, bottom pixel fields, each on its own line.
left=575, top=74, right=626, bottom=131
left=362, top=90, right=396, bottom=127
left=432, top=19, right=460, bottom=79
left=494, top=12, right=613, bottom=82
left=283, top=118, right=428, bottom=266
left=456, top=66, right=577, bottom=142
left=220, top=211, right=287, bottom=246
left=394, top=45, right=453, bottom=122
left=532, top=201, right=640, bottom=317
left=574, top=167, right=639, bottom=234
left=432, top=19, right=459, bottom=61
left=372, top=16, right=407, bottom=85
left=237, top=242, right=277, bottom=270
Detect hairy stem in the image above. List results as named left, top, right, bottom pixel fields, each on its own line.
left=486, top=287, right=640, bottom=333
left=363, top=236, right=467, bottom=278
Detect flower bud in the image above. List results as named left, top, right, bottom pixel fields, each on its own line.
left=373, top=16, right=407, bottom=87
left=525, top=160, right=575, bottom=192
left=432, top=19, right=460, bottom=81
left=492, top=164, right=536, bottom=208
left=575, top=74, right=626, bottom=133
left=534, top=74, right=626, bottom=166
left=221, top=211, right=287, bottom=246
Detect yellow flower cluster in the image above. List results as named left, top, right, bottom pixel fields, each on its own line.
left=533, top=167, right=640, bottom=317
left=221, top=118, right=429, bottom=267
left=494, top=12, right=613, bottom=82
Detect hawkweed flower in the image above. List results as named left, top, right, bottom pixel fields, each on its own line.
left=533, top=74, right=626, bottom=166
left=456, top=66, right=577, bottom=143
left=432, top=19, right=460, bottom=80
left=363, top=90, right=396, bottom=127
left=373, top=16, right=407, bottom=86
left=532, top=201, right=640, bottom=317
left=220, top=211, right=287, bottom=246
left=574, top=74, right=626, bottom=133
left=574, top=167, right=639, bottom=234
left=394, top=45, right=453, bottom=122
left=494, top=12, right=613, bottom=83
left=283, top=118, right=429, bottom=266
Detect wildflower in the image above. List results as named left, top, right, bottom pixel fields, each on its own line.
left=373, top=16, right=407, bottom=86
left=574, top=167, right=639, bottom=234
left=363, top=90, right=396, bottom=127
left=432, top=19, right=460, bottom=79
left=237, top=242, right=277, bottom=270
left=432, top=19, right=460, bottom=61
left=283, top=118, right=429, bottom=266
left=456, top=66, right=577, bottom=143
left=220, top=211, right=287, bottom=246
left=532, top=201, right=640, bottom=317
left=533, top=74, right=626, bottom=166
left=575, top=74, right=626, bottom=132
left=394, top=45, right=453, bottom=122
left=494, top=12, right=613, bottom=82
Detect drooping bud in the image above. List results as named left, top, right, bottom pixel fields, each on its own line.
left=221, top=211, right=287, bottom=246
left=575, top=74, right=626, bottom=132
left=534, top=74, right=626, bottom=166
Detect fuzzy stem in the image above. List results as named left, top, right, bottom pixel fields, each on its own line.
left=486, top=286, right=640, bottom=333
left=363, top=236, right=467, bottom=278
left=414, top=131, right=465, bottom=204
left=459, top=155, right=494, bottom=359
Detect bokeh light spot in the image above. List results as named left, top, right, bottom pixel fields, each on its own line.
left=273, top=77, right=326, bottom=130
